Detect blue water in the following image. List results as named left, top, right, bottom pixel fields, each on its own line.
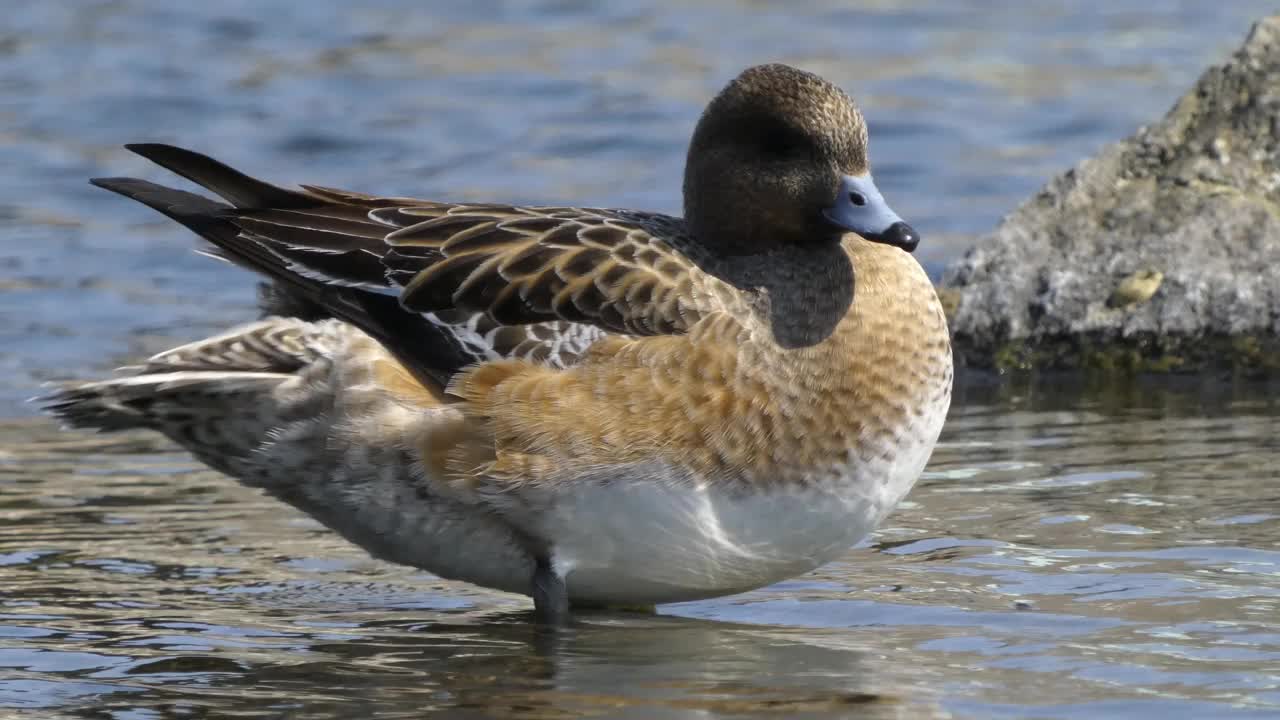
left=3, top=2, right=1279, bottom=718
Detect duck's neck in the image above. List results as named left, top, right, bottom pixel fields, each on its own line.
left=712, top=237, right=952, bottom=406
left=690, top=238, right=952, bottom=487
left=703, top=242, right=853, bottom=349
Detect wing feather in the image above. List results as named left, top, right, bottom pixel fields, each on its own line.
left=95, top=144, right=737, bottom=384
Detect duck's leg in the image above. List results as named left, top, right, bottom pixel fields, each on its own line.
left=532, top=557, right=570, bottom=626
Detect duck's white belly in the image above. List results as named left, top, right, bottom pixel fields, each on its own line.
left=539, top=424, right=940, bottom=605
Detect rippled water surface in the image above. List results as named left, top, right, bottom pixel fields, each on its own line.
left=4, top=1, right=1280, bottom=717
left=3, top=384, right=1278, bottom=718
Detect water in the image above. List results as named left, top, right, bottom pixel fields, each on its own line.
left=3, top=383, right=1278, bottom=717
left=2, top=1, right=1279, bottom=717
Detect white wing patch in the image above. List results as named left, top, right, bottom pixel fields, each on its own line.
left=420, top=312, right=606, bottom=369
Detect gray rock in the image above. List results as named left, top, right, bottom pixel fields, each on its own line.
left=942, top=16, right=1280, bottom=375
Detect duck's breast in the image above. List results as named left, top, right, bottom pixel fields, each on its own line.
left=534, top=438, right=936, bottom=606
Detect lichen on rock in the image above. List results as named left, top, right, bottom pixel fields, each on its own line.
left=942, top=15, right=1280, bottom=376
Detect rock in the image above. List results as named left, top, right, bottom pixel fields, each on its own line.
left=942, top=16, right=1280, bottom=376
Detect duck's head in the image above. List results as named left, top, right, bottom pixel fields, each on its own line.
left=683, top=63, right=917, bottom=257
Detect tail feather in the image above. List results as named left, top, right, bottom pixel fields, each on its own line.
left=89, top=173, right=453, bottom=388
left=39, top=369, right=297, bottom=481
left=35, top=316, right=361, bottom=476
left=256, top=282, right=330, bottom=322
left=40, top=371, right=288, bottom=434
left=37, top=317, right=345, bottom=434
left=132, top=317, right=346, bottom=374
left=121, top=143, right=317, bottom=210
left=88, top=177, right=320, bottom=301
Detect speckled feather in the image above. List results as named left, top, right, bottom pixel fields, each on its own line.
left=44, top=64, right=954, bottom=606
left=233, top=191, right=737, bottom=340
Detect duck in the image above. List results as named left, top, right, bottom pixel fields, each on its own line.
left=42, top=64, right=953, bottom=624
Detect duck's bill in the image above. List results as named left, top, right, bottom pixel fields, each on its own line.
left=823, top=174, right=920, bottom=253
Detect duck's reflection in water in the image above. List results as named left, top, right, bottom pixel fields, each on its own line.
left=209, top=607, right=929, bottom=719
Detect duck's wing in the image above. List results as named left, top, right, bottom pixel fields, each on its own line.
left=237, top=183, right=720, bottom=338
left=254, top=281, right=604, bottom=371
left=92, top=144, right=731, bottom=385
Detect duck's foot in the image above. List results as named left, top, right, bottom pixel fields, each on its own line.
left=532, top=557, right=570, bottom=626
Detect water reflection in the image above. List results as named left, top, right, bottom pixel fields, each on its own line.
left=2, top=381, right=1278, bottom=717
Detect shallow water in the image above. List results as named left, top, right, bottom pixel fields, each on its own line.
left=4, top=1, right=1280, bottom=717
left=3, top=382, right=1278, bottom=718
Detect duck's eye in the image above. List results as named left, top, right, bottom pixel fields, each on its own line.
left=755, top=125, right=807, bottom=160
left=759, top=132, right=798, bottom=158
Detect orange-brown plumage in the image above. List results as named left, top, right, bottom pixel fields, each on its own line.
left=43, top=63, right=952, bottom=620
left=442, top=235, right=949, bottom=490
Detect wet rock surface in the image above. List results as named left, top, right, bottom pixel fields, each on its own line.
left=942, top=16, right=1280, bottom=375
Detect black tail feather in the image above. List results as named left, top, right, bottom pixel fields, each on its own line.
left=122, top=143, right=316, bottom=209
left=256, top=282, right=332, bottom=322
left=90, top=174, right=458, bottom=389
left=90, top=177, right=322, bottom=302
